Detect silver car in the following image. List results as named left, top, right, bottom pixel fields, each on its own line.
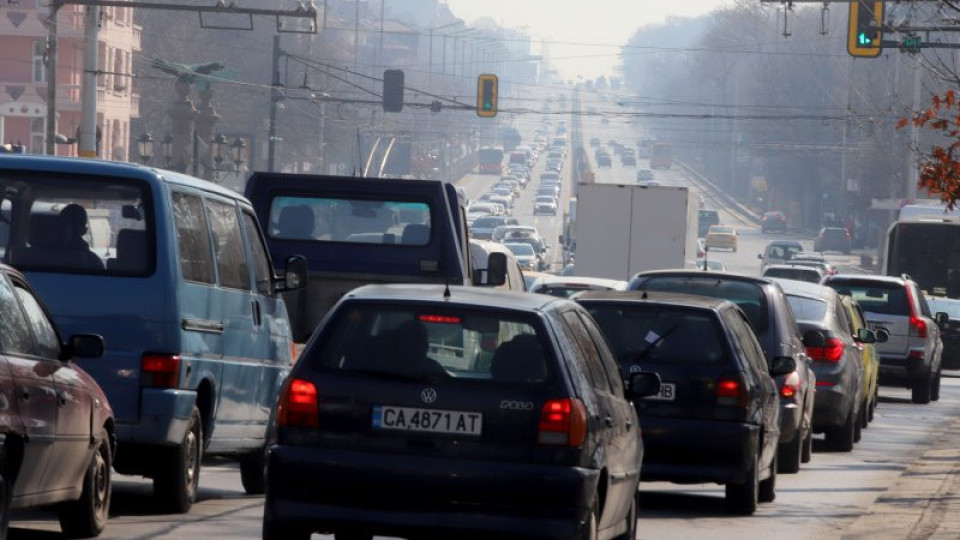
left=822, top=274, right=947, bottom=404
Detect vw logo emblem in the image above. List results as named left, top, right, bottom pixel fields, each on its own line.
left=629, top=364, right=643, bottom=374
left=421, top=388, right=438, bottom=404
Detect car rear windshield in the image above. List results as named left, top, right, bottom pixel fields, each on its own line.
left=309, top=303, right=554, bottom=386
left=766, top=244, right=802, bottom=259
left=635, top=276, right=768, bottom=332
left=764, top=267, right=819, bottom=283
left=786, top=294, right=828, bottom=322
left=471, top=216, right=504, bottom=229
left=586, top=304, right=728, bottom=365
left=269, top=196, right=431, bottom=246
left=826, top=280, right=909, bottom=316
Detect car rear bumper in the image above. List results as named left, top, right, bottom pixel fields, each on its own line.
left=265, top=445, right=597, bottom=539
left=639, top=417, right=759, bottom=485
left=879, top=352, right=928, bottom=383
left=779, top=400, right=802, bottom=443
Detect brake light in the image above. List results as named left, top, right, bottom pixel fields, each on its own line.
left=277, top=378, right=319, bottom=429
left=908, top=349, right=925, bottom=360
left=716, top=376, right=748, bottom=407
left=141, top=354, right=181, bottom=388
left=904, top=285, right=927, bottom=338
left=419, top=314, right=462, bottom=324
left=816, top=380, right=836, bottom=387
left=538, top=398, right=587, bottom=447
left=780, top=371, right=801, bottom=399
left=807, top=337, right=844, bottom=362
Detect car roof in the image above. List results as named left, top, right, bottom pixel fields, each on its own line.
left=575, top=290, right=732, bottom=312
left=764, top=264, right=823, bottom=273
left=773, top=278, right=836, bottom=300
left=532, top=276, right=626, bottom=290
left=825, top=273, right=906, bottom=285
left=343, top=284, right=564, bottom=312
left=633, top=269, right=775, bottom=287
left=766, top=240, right=803, bottom=248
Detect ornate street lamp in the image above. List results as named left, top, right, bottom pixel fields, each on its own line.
left=161, top=133, right=173, bottom=168
left=210, top=132, right=228, bottom=169
left=230, top=137, right=247, bottom=169
left=136, top=132, right=154, bottom=164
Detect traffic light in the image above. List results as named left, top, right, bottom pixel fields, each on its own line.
left=383, top=69, right=404, bottom=112
left=848, top=0, right=884, bottom=57
left=477, top=74, right=498, bottom=117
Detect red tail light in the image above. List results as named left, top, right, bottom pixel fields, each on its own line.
left=538, top=398, right=587, bottom=447
left=141, top=354, right=181, bottom=388
left=807, top=337, right=844, bottom=362
left=277, top=378, right=319, bottom=429
left=909, top=316, right=928, bottom=338
left=780, top=372, right=801, bottom=399
left=716, top=376, right=748, bottom=407
left=908, top=349, right=925, bottom=360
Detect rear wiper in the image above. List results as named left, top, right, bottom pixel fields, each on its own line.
left=636, top=324, right=681, bottom=362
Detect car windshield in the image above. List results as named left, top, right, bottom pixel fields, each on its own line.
left=635, top=276, right=769, bottom=332
left=826, top=280, right=909, bottom=316
left=504, top=243, right=535, bottom=256
left=310, top=303, right=553, bottom=385
left=786, top=294, right=828, bottom=322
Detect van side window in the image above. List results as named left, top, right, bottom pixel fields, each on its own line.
left=13, top=282, right=59, bottom=359
left=172, top=192, right=215, bottom=285
left=0, top=274, right=36, bottom=355
left=242, top=212, right=273, bottom=295
left=205, top=200, right=250, bottom=291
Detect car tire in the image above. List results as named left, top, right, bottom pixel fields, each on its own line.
left=912, top=370, right=933, bottom=404
left=853, top=406, right=863, bottom=443
left=759, top=452, right=777, bottom=503
left=58, top=429, right=112, bottom=538
left=725, top=452, right=758, bottom=515
left=0, top=450, right=11, bottom=540
left=868, top=386, right=878, bottom=423
left=861, top=399, right=870, bottom=429
left=801, top=429, right=813, bottom=464
left=155, top=406, right=203, bottom=513
left=826, top=405, right=856, bottom=452
left=240, top=444, right=267, bottom=495
left=263, top=520, right=311, bottom=540
left=580, top=500, right=599, bottom=540
left=932, top=368, right=942, bottom=402
left=613, top=493, right=637, bottom=540
left=777, top=432, right=802, bottom=474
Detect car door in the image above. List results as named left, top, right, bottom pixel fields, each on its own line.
left=0, top=271, right=59, bottom=497
left=12, top=275, right=92, bottom=494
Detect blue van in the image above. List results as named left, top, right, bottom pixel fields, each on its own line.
left=0, top=155, right=306, bottom=513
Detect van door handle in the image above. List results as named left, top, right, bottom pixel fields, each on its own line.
left=252, top=300, right=262, bottom=326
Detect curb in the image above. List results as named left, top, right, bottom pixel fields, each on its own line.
left=842, top=416, right=960, bottom=539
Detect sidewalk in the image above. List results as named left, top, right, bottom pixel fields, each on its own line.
left=843, top=416, right=960, bottom=539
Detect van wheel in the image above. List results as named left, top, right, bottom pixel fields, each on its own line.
left=580, top=500, right=599, bottom=540
left=726, top=453, right=758, bottom=515
left=759, top=452, right=776, bottom=503
left=0, top=453, right=10, bottom=540
left=912, top=370, right=932, bottom=404
left=155, top=406, right=202, bottom=513
left=59, top=430, right=111, bottom=538
left=613, top=493, right=637, bottom=540
left=826, top=405, right=856, bottom=452
left=240, top=445, right=267, bottom=495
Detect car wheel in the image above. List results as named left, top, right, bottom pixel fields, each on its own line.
left=725, top=452, right=758, bottom=515
left=613, top=493, right=637, bottom=540
left=860, top=399, right=870, bottom=429
left=263, top=520, right=311, bottom=540
left=759, top=451, right=776, bottom=503
left=801, top=429, right=813, bottom=463
left=58, top=429, right=112, bottom=538
left=0, top=451, right=11, bottom=540
left=580, top=500, right=599, bottom=540
left=912, top=370, right=933, bottom=404
left=155, top=406, right=203, bottom=513
left=868, top=386, right=878, bottom=423
left=853, top=406, right=863, bottom=443
left=777, top=432, right=802, bottom=474
left=825, top=404, right=856, bottom=452
left=240, top=444, right=267, bottom=495
left=932, top=368, right=942, bottom=402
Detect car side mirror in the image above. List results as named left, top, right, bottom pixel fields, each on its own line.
left=856, top=328, right=877, bottom=344
left=936, top=312, right=950, bottom=328
left=628, top=371, right=661, bottom=399
left=802, top=330, right=826, bottom=348
left=486, top=252, right=507, bottom=287
left=875, top=328, right=889, bottom=343
left=66, top=334, right=104, bottom=360
left=769, top=356, right=797, bottom=377
left=280, top=255, right=308, bottom=291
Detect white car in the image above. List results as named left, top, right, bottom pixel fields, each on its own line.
left=529, top=275, right=627, bottom=298
left=466, top=202, right=498, bottom=224
left=534, top=196, right=558, bottom=216
left=503, top=242, right=539, bottom=271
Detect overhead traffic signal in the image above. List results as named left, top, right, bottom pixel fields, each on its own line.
left=383, top=69, right=404, bottom=112
left=477, top=74, right=498, bottom=118
left=848, top=1, right=884, bottom=57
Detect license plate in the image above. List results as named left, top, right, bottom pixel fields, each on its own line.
left=644, top=382, right=676, bottom=402
left=372, top=406, right=483, bottom=436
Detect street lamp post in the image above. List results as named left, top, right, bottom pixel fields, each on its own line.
left=136, top=133, right=154, bottom=165
left=230, top=137, right=247, bottom=169
left=210, top=133, right=228, bottom=182
left=161, top=134, right=174, bottom=168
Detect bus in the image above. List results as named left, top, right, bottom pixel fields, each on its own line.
left=650, top=142, right=673, bottom=169
left=884, top=217, right=960, bottom=298
left=478, top=147, right=504, bottom=175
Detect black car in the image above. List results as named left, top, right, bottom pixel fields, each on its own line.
left=264, top=284, right=659, bottom=540
left=814, top=227, right=852, bottom=253
left=628, top=271, right=818, bottom=475
left=578, top=292, right=794, bottom=515
left=761, top=211, right=788, bottom=234
left=927, top=296, right=960, bottom=369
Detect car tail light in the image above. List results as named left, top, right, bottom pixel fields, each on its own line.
left=277, top=378, right=319, bottom=429
left=909, top=316, right=928, bottom=338
left=716, top=376, right=748, bottom=407
left=908, top=349, right=925, bottom=360
left=816, top=380, right=836, bottom=387
left=141, top=354, right=181, bottom=388
left=538, top=398, right=587, bottom=447
left=807, top=337, right=844, bottom=362
left=780, top=371, right=801, bottom=399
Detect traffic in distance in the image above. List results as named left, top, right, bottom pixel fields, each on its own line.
left=1, top=87, right=958, bottom=540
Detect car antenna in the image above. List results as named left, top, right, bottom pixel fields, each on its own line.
left=443, top=278, right=451, bottom=299
left=641, top=291, right=648, bottom=300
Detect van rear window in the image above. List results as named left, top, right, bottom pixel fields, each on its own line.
left=0, top=173, right=153, bottom=276
left=269, top=196, right=431, bottom=246
left=826, top=281, right=909, bottom=316
left=310, top=303, right=553, bottom=386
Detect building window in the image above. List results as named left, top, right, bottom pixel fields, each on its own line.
left=113, top=50, right=125, bottom=92
left=32, top=39, right=46, bottom=83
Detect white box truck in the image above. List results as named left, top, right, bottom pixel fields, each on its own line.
left=574, top=183, right=696, bottom=280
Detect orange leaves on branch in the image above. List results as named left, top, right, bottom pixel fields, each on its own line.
left=899, top=89, right=960, bottom=208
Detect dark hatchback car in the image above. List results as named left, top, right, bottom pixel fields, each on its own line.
left=0, top=264, right=114, bottom=538
left=628, top=271, right=818, bottom=474
left=264, top=284, right=659, bottom=540
left=761, top=211, right=788, bottom=234
left=578, top=292, right=794, bottom=515
left=814, top=227, right=852, bottom=254
left=926, top=296, right=960, bottom=369
left=777, top=280, right=867, bottom=452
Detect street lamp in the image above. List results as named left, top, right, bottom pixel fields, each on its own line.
left=136, top=133, right=154, bottom=164
left=210, top=133, right=228, bottom=169
left=161, top=134, right=173, bottom=168
left=230, top=137, right=247, bottom=169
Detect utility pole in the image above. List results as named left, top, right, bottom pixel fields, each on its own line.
left=44, top=4, right=59, bottom=155
left=79, top=5, right=99, bottom=157
left=268, top=34, right=282, bottom=172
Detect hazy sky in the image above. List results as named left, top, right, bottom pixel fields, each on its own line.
left=444, top=0, right=730, bottom=79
